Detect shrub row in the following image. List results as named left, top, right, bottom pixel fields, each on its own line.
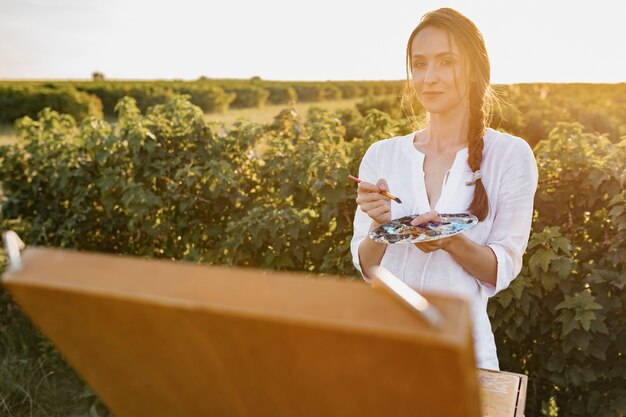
left=76, top=82, right=236, bottom=116
left=0, top=80, right=404, bottom=122
left=0, top=84, right=102, bottom=123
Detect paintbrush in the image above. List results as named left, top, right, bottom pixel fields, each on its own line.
left=348, top=175, right=402, bottom=204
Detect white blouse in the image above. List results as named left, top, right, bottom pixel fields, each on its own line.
left=350, top=127, right=538, bottom=370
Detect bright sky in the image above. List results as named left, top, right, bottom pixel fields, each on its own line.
left=1, top=0, right=624, bottom=83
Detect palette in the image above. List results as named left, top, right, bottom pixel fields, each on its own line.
left=369, top=213, right=478, bottom=244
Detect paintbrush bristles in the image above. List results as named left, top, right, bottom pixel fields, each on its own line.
left=381, top=191, right=402, bottom=204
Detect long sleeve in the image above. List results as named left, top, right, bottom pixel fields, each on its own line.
left=480, top=139, right=539, bottom=297
left=350, top=142, right=381, bottom=282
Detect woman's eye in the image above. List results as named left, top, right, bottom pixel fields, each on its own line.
left=441, top=59, right=451, bottom=66
left=413, top=62, right=425, bottom=69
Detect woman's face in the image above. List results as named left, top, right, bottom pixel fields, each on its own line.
left=410, top=26, right=471, bottom=116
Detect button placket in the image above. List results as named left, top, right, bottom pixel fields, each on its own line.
left=434, top=148, right=469, bottom=213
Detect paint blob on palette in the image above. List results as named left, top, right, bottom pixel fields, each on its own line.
left=369, top=213, right=478, bottom=244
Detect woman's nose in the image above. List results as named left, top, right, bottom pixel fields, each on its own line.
left=423, top=64, right=438, bottom=84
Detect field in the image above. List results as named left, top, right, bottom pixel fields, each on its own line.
left=206, top=96, right=364, bottom=124
left=0, top=82, right=625, bottom=417
left=0, top=96, right=368, bottom=146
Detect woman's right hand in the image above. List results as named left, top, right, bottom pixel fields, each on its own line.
left=355, top=178, right=391, bottom=224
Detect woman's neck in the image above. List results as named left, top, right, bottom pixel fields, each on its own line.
left=420, top=106, right=469, bottom=153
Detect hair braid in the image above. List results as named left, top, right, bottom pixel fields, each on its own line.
left=467, top=82, right=489, bottom=221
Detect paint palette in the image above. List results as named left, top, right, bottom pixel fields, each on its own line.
left=369, top=213, right=478, bottom=244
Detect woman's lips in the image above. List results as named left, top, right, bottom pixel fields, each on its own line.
left=422, top=91, right=444, bottom=98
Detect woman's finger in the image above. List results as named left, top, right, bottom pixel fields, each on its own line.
left=369, top=205, right=390, bottom=222
left=410, top=210, right=443, bottom=226
left=376, top=178, right=389, bottom=192
left=367, top=199, right=390, bottom=210
left=357, top=181, right=380, bottom=193
left=357, top=191, right=390, bottom=203
left=369, top=204, right=390, bottom=217
left=360, top=199, right=389, bottom=214
left=357, top=194, right=390, bottom=209
left=357, top=195, right=389, bottom=208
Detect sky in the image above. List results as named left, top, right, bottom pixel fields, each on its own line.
left=0, top=0, right=625, bottom=83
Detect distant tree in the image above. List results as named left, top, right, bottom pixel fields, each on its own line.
left=250, top=75, right=262, bottom=82
left=92, top=71, right=105, bottom=81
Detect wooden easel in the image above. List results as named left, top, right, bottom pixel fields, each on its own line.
left=2, top=232, right=526, bottom=417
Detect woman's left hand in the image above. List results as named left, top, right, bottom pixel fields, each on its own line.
left=411, top=210, right=459, bottom=253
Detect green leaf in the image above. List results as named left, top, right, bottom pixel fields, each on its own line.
left=576, top=310, right=597, bottom=331
left=552, top=236, right=572, bottom=255
left=550, top=257, right=572, bottom=279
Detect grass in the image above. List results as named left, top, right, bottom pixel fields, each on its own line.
left=0, top=288, right=104, bottom=417
left=0, top=236, right=111, bottom=417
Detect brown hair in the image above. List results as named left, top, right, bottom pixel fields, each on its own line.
left=403, top=8, right=494, bottom=221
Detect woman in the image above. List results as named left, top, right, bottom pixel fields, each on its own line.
left=350, top=8, right=538, bottom=370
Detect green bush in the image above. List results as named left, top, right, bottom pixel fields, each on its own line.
left=319, top=85, right=342, bottom=101
left=78, top=83, right=177, bottom=116
left=324, top=106, right=364, bottom=141
left=489, top=123, right=626, bottom=417
left=0, top=98, right=409, bottom=267
left=77, top=82, right=236, bottom=115
left=0, top=84, right=102, bottom=123
left=265, top=85, right=297, bottom=105
left=172, top=84, right=235, bottom=113
left=291, top=84, right=324, bottom=102
left=225, top=85, right=270, bottom=108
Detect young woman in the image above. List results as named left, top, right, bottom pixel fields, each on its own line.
left=350, top=8, right=538, bottom=370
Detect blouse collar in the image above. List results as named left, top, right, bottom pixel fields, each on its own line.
left=403, top=131, right=470, bottom=173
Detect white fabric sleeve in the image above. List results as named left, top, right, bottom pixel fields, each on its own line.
left=350, top=142, right=381, bottom=283
left=480, top=139, right=539, bottom=297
